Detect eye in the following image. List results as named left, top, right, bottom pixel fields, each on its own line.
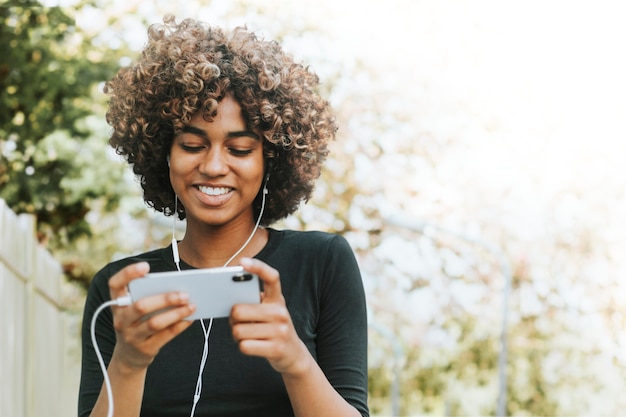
left=228, top=148, right=254, bottom=156
left=180, top=144, right=205, bottom=153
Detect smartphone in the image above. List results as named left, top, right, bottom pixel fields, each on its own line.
left=127, top=266, right=261, bottom=320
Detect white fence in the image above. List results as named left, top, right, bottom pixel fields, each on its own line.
left=0, top=199, right=81, bottom=417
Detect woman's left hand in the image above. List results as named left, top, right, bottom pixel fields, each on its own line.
left=229, top=257, right=311, bottom=377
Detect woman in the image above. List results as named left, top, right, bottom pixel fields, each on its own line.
left=78, top=15, right=369, bottom=417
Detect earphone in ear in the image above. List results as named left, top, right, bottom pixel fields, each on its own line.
left=167, top=155, right=170, bottom=167
left=263, top=173, right=269, bottom=194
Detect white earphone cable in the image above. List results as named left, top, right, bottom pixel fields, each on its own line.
left=223, top=180, right=268, bottom=266
left=190, top=318, right=213, bottom=417
left=184, top=176, right=268, bottom=417
left=172, top=196, right=181, bottom=271
left=90, top=295, right=133, bottom=417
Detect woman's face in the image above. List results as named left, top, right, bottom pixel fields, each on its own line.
left=169, top=95, right=264, bottom=229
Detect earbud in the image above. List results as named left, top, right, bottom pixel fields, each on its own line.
left=167, top=155, right=170, bottom=167
left=263, top=174, right=269, bottom=194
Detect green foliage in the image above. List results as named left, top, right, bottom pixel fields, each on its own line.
left=0, top=1, right=134, bottom=286
left=506, top=316, right=560, bottom=417
left=366, top=289, right=568, bottom=416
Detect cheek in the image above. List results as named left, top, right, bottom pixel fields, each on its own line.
left=169, top=153, right=196, bottom=174
left=168, top=170, right=181, bottom=196
left=167, top=158, right=191, bottom=191
left=243, top=159, right=266, bottom=186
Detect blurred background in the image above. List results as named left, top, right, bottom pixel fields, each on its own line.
left=1, top=0, right=625, bottom=415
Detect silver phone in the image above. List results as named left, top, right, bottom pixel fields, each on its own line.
left=127, top=266, right=261, bottom=320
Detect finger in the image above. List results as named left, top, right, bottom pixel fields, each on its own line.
left=230, top=302, right=289, bottom=325
left=118, top=300, right=195, bottom=345
left=138, top=302, right=197, bottom=336
left=109, top=262, right=150, bottom=299
left=231, top=322, right=289, bottom=342
left=237, top=339, right=285, bottom=361
left=144, top=319, right=196, bottom=350
left=240, top=258, right=282, bottom=303
left=132, top=291, right=192, bottom=320
left=119, top=316, right=196, bottom=360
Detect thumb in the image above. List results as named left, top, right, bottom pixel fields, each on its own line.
left=240, top=258, right=282, bottom=303
left=109, top=261, right=150, bottom=299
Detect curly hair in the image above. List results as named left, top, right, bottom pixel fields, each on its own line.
left=105, top=15, right=337, bottom=225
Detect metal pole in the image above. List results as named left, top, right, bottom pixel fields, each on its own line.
left=383, top=214, right=511, bottom=417
left=368, top=315, right=404, bottom=416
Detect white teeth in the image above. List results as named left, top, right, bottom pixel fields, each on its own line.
left=198, top=186, right=231, bottom=196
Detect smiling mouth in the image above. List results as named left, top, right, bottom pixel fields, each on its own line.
left=197, top=185, right=233, bottom=196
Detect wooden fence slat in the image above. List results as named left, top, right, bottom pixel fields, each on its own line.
left=0, top=199, right=80, bottom=417
left=0, top=263, right=27, bottom=417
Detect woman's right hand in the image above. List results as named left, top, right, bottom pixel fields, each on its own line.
left=107, top=262, right=196, bottom=370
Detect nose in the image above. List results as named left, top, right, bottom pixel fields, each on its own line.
left=199, top=147, right=229, bottom=177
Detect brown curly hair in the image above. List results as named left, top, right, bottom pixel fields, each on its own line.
left=105, top=15, right=337, bottom=225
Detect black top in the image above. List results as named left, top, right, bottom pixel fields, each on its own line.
left=78, top=229, right=369, bottom=417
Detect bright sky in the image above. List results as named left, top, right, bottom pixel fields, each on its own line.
left=54, top=0, right=626, bottom=147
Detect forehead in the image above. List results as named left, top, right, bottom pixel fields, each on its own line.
left=193, top=95, right=245, bottom=126
left=180, top=96, right=260, bottom=142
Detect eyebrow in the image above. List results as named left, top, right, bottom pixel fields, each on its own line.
left=181, top=125, right=259, bottom=140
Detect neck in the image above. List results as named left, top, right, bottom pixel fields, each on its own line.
left=176, top=219, right=267, bottom=269
left=173, top=184, right=269, bottom=269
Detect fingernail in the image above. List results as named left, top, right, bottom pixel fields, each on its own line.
left=179, top=292, right=189, bottom=302
left=240, top=258, right=252, bottom=268
left=136, top=262, right=150, bottom=274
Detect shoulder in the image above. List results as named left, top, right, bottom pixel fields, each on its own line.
left=264, top=229, right=357, bottom=272
left=271, top=228, right=349, bottom=249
